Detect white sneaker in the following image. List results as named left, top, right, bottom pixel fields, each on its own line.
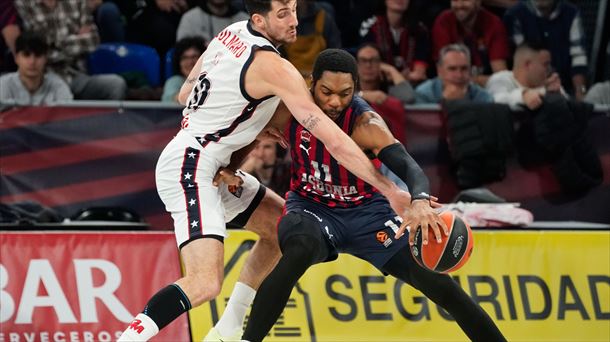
left=202, top=327, right=242, bottom=342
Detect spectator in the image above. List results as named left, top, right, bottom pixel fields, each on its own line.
left=0, top=0, right=21, bottom=73
left=432, top=0, right=510, bottom=87
left=123, top=0, right=190, bottom=58
left=486, top=43, right=565, bottom=110
left=239, top=139, right=291, bottom=198
left=0, top=32, right=73, bottom=105
left=88, top=0, right=125, bottom=43
left=161, top=36, right=206, bottom=103
left=14, top=0, right=127, bottom=100
left=283, top=0, right=341, bottom=79
left=504, top=0, right=588, bottom=100
left=585, top=81, right=610, bottom=106
left=357, top=43, right=415, bottom=105
left=416, top=43, right=493, bottom=103
left=359, top=0, right=430, bottom=83
left=176, top=0, right=248, bottom=43
left=356, top=43, right=411, bottom=144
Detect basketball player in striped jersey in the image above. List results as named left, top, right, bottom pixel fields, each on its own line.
left=118, top=1, right=416, bottom=341
left=215, top=49, right=505, bottom=341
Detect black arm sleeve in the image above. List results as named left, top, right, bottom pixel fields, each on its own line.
left=377, top=143, right=431, bottom=201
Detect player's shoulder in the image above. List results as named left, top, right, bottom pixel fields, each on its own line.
left=351, top=95, right=375, bottom=116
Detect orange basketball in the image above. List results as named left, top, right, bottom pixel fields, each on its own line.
left=410, top=211, right=474, bottom=273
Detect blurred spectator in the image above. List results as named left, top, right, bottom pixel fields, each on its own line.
left=0, top=32, right=73, bottom=105
left=432, top=0, right=510, bottom=87
left=0, top=0, right=21, bottom=73
left=88, top=0, right=125, bottom=43
left=504, top=0, right=588, bottom=100
left=240, top=139, right=291, bottom=198
left=283, top=0, right=341, bottom=79
left=162, top=36, right=206, bottom=102
left=121, top=0, right=190, bottom=58
left=356, top=43, right=411, bottom=144
left=15, top=0, right=127, bottom=100
left=356, top=43, right=415, bottom=105
left=359, top=0, right=430, bottom=83
left=176, top=0, right=248, bottom=42
left=416, top=44, right=493, bottom=103
left=486, top=43, right=565, bottom=110
left=584, top=81, right=610, bottom=106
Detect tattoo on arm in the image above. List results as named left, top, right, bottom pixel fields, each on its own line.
left=303, top=114, right=321, bottom=131
left=186, top=77, right=197, bottom=84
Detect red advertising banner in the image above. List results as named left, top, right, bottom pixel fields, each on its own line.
left=0, top=231, right=189, bottom=342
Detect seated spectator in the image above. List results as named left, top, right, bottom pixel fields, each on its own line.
left=283, top=0, right=341, bottom=79
left=486, top=43, right=565, bottom=110
left=88, top=0, right=125, bottom=43
left=176, top=0, right=248, bottom=43
left=504, top=0, right=588, bottom=100
left=15, top=0, right=127, bottom=100
left=162, top=36, right=206, bottom=103
left=416, top=44, right=493, bottom=103
left=0, top=0, right=21, bottom=73
left=357, top=43, right=415, bottom=105
left=0, top=32, right=73, bottom=105
left=432, top=0, right=510, bottom=86
left=239, top=139, right=291, bottom=197
left=585, top=81, right=610, bottom=106
left=359, top=0, right=430, bottom=83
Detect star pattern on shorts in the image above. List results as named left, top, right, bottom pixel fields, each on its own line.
left=189, top=198, right=196, bottom=206
left=188, top=152, right=196, bottom=159
left=191, top=220, right=199, bottom=228
left=184, top=172, right=192, bottom=180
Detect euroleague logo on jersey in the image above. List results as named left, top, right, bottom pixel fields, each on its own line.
left=376, top=231, right=392, bottom=248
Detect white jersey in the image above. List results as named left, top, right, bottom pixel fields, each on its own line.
left=181, top=20, right=281, bottom=165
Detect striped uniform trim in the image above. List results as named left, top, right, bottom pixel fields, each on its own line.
left=180, top=147, right=203, bottom=240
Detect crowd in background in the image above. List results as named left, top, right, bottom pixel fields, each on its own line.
left=0, top=0, right=609, bottom=196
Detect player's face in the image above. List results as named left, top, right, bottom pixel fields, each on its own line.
left=260, top=0, right=298, bottom=46
left=313, top=71, right=354, bottom=121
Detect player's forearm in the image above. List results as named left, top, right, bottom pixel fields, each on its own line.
left=325, top=133, right=398, bottom=196
left=377, top=143, right=431, bottom=200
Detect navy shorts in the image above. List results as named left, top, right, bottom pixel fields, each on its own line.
left=285, top=192, right=409, bottom=271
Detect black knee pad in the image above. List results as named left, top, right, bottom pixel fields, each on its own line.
left=278, top=212, right=321, bottom=247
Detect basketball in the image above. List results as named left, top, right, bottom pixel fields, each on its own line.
left=410, top=211, right=474, bottom=273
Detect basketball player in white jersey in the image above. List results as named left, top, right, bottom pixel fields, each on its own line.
left=117, top=1, right=414, bottom=340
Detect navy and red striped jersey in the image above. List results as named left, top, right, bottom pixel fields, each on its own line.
left=288, top=96, right=381, bottom=208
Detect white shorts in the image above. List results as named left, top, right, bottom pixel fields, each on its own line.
left=156, top=130, right=263, bottom=248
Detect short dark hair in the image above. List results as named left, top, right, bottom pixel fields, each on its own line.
left=172, top=36, right=207, bottom=75
left=15, top=32, right=48, bottom=56
left=312, top=48, right=358, bottom=84
left=356, top=42, right=382, bottom=59
left=244, top=0, right=290, bottom=15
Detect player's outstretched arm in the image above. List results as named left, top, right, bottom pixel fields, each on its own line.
left=246, top=51, right=405, bottom=204
left=351, top=111, right=448, bottom=245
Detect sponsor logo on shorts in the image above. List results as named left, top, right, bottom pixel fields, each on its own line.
left=376, top=231, right=393, bottom=248
left=228, top=185, right=243, bottom=198
left=303, top=209, right=322, bottom=222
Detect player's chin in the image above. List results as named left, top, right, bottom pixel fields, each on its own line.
left=284, top=34, right=297, bottom=44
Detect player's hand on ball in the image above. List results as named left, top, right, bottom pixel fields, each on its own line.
left=395, top=198, right=448, bottom=246
left=213, top=168, right=244, bottom=187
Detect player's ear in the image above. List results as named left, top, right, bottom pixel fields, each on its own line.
left=251, top=13, right=265, bottom=29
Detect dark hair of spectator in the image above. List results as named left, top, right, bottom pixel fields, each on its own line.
left=244, top=0, right=291, bottom=15
left=374, top=0, right=421, bottom=30
left=172, top=36, right=207, bottom=75
left=356, top=42, right=383, bottom=59
left=312, top=48, right=359, bottom=84
left=15, top=32, right=48, bottom=56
